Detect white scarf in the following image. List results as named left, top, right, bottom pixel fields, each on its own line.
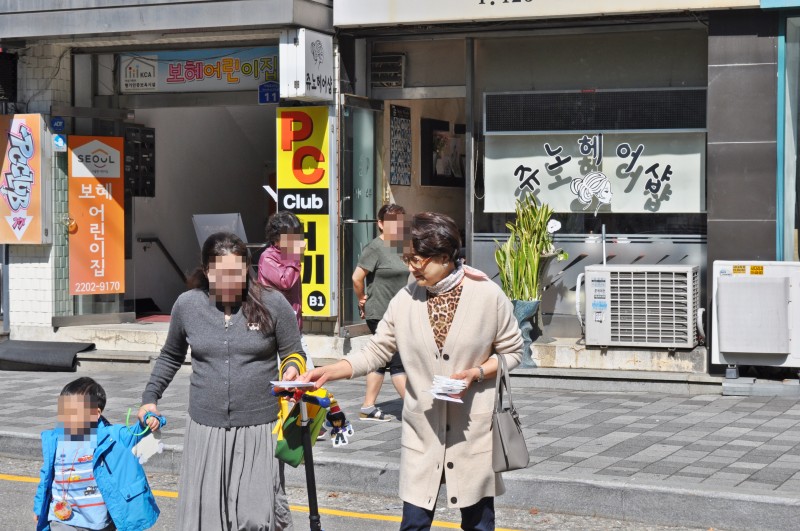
left=426, top=263, right=465, bottom=295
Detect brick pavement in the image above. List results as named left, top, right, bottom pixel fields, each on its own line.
left=2, top=369, right=800, bottom=529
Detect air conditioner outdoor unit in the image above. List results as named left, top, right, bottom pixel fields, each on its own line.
left=711, top=261, right=800, bottom=368
left=582, top=265, right=700, bottom=349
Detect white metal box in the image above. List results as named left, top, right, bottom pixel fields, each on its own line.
left=584, top=265, right=699, bottom=349
left=279, top=28, right=334, bottom=102
left=712, top=261, right=800, bottom=367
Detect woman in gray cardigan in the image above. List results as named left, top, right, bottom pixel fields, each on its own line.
left=138, top=232, right=305, bottom=530
left=301, top=212, right=523, bottom=531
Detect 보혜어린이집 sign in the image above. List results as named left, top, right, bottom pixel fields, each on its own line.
left=483, top=132, right=706, bottom=214
left=119, top=47, right=278, bottom=94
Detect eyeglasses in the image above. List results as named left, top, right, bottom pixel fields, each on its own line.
left=402, top=254, right=432, bottom=269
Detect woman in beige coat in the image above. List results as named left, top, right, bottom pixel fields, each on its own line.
left=301, top=212, right=523, bottom=531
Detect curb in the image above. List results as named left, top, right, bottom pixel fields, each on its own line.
left=2, top=431, right=797, bottom=531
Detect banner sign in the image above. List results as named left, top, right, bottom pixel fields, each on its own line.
left=277, top=106, right=332, bottom=317
left=484, top=132, right=706, bottom=214
left=0, top=114, right=46, bottom=244
left=119, top=47, right=278, bottom=94
left=68, top=136, right=125, bottom=295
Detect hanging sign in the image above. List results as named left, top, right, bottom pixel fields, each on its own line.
left=484, top=132, right=706, bottom=214
left=0, top=114, right=48, bottom=244
left=277, top=106, right=332, bottom=316
left=279, top=29, right=334, bottom=101
left=68, top=136, right=125, bottom=295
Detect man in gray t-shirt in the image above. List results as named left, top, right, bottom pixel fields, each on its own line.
left=352, top=204, right=409, bottom=421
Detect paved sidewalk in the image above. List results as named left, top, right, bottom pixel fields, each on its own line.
left=2, top=369, right=800, bottom=530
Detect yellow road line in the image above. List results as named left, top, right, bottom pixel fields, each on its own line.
left=1, top=473, right=521, bottom=531
left=0, top=473, right=38, bottom=483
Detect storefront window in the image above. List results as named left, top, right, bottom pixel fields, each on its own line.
left=783, top=17, right=800, bottom=260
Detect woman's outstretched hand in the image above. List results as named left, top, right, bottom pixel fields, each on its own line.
left=298, top=367, right=330, bottom=388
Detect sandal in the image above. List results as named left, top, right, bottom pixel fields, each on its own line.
left=359, top=407, right=395, bottom=422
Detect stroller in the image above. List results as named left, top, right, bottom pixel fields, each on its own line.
left=272, top=381, right=354, bottom=531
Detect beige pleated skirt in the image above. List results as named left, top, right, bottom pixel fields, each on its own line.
left=176, top=418, right=294, bottom=531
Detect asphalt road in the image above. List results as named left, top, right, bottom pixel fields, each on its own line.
left=0, top=456, right=718, bottom=530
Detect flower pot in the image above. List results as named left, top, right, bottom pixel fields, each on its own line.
left=512, top=299, right=540, bottom=368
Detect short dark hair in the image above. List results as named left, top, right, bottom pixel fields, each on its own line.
left=409, top=212, right=461, bottom=263
left=60, top=377, right=106, bottom=412
left=377, top=204, right=405, bottom=222
left=264, top=211, right=303, bottom=246
left=377, top=204, right=405, bottom=234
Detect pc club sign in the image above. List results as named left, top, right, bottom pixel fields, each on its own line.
left=0, top=114, right=50, bottom=244
left=277, top=106, right=332, bottom=316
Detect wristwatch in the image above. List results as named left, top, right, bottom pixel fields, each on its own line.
left=476, top=366, right=484, bottom=383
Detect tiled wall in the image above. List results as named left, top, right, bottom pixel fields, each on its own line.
left=707, top=10, right=779, bottom=307
left=9, top=44, right=71, bottom=332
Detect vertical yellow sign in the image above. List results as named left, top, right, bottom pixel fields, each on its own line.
left=277, top=107, right=331, bottom=317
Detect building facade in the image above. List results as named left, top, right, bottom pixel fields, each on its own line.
left=0, top=1, right=795, bottom=369
left=333, top=1, right=788, bottom=359
left=0, top=0, right=334, bottom=339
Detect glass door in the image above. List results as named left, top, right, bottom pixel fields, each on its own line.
left=340, top=96, right=384, bottom=326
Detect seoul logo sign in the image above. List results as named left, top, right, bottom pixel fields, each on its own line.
left=71, top=140, right=122, bottom=178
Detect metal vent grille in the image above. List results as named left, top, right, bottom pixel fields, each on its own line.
left=609, top=269, right=698, bottom=345
left=485, top=88, right=706, bottom=133
left=371, top=54, right=404, bottom=89
left=584, top=265, right=699, bottom=349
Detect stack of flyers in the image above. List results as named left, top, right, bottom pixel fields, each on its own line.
left=430, top=375, right=467, bottom=403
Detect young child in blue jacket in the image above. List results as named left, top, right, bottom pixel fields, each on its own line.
left=33, top=377, right=161, bottom=531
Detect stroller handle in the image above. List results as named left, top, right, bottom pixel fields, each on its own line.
left=271, top=388, right=331, bottom=408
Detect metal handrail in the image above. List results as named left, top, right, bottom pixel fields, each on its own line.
left=137, top=236, right=187, bottom=284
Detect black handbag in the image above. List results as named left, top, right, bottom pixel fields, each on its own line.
left=491, top=355, right=530, bottom=472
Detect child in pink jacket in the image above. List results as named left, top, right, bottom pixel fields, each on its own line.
left=258, top=210, right=314, bottom=369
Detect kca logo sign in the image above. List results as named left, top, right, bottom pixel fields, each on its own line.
left=71, top=140, right=122, bottom=178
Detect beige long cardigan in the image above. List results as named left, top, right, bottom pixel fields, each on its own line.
left=346, top=275, right=523, bottom=510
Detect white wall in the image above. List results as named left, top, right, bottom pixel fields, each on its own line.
left=129, top=105, right=276, bottom=313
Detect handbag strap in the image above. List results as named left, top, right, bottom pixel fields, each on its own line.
left=494, top=355, right=516, bottom=413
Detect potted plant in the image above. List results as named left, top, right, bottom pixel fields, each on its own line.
left=495, top=194, right=567, bottom=367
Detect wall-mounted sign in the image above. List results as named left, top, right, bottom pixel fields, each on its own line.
left=279, top=29, right=334, bottom=102
left=334, top=0, right=760, bottom=27
left=119, top=47, right=278, bottom=94
left=0, top=114, right=50, bottom=244
left=50, top=116, right=65, bottom=133
left=259, top=81, right=280, bottom=105
left=389, top=105, right=412, bottom=186
left=68, top=136, right=125, bottom=295
left=53, top=134, right=67, bottom=152
left=277, top=107, right=332, bottom=316
left=484, top=132, right=706, bottom=214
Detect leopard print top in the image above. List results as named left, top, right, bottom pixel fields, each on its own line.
left=427, top=284, right=463, bottom=351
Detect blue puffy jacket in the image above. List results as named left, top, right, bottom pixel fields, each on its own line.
left=33, top=417, right=160, bottom=531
